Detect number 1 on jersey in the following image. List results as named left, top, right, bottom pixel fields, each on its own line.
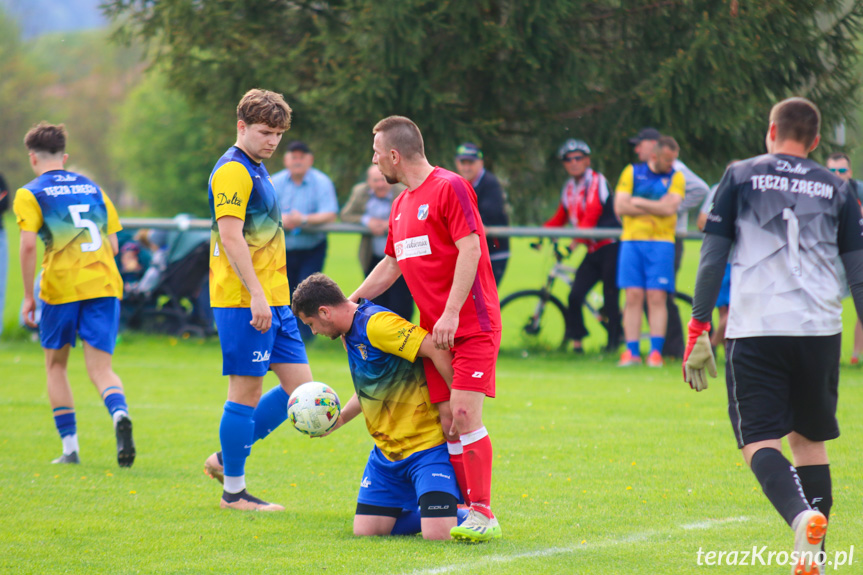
left=782, top=208, right=802, bottom=276
left=69, top=204, right=103, bottom=253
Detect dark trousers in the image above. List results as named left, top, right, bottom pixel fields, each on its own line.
left=565, top=242, right=621, bottom=349
left=365, top=255, right=415, bottom=322
left=491, top=257, right=508, bottom=287
left=287, top=240, right=328, bottom=340
left=663, top=238, right=685, bottom=358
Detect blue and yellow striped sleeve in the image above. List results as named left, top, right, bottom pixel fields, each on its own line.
left=615, top=164, right=634, bottom=196
left=366, top=312, right=429, bottom=362
left=13, top=188, right=43, bottom=232
left=212, top=161, right=254, bottom=221
left=103, top=190, right=123, bottom=234
left=669, top=171, right=686, bottom=199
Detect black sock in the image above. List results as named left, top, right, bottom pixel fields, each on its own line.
left=750, top=448, right=810, bottom=527
left=796, top=464, right=832, bottom=520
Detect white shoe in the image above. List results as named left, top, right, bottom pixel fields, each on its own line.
left=792, top=510, right=827, bottom=575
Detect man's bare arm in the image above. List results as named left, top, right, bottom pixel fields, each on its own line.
left=630, top=194, right=683, bottom=217
left=614, top=193, right=649, bottom=217
left=20, top=231, right=38, bottom=328
left=432, top=233, right=481, bottom=350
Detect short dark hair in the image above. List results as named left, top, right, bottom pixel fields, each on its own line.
left=827, top=152, right=851, bottom=164
left=373, top=116, right=425, bottom=159
left=656, top=135, right=679, bottom=153
left=237, top=89, right=292, bottom=130
left=770, top=97, right=820, bottom=148
left=291, top=273, right=348, bottom=318
left=24, top=122, right=67, bottom=155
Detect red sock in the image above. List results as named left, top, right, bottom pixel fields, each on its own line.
left=447, top=442, right=470, bottom=506
left=462, top=428, right=493, bottom=519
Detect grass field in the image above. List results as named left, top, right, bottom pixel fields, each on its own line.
left=2, top=225, right=862, bottom=574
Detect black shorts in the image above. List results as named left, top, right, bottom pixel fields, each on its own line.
left=725, top=335, right=840, bottom=449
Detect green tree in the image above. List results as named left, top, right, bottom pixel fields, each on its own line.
left=105, top=0, right=863, bottom=222
left=110, top=70, right=230, bottom=216
left=0, top=9, right=50, bottom=190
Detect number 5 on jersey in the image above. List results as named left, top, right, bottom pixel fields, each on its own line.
left=69, top=204, right=103, bottom=253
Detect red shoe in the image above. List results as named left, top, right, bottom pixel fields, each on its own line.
left=646, top=350, right=664, bottom=368
left=618, top=350, right=642, bottom=367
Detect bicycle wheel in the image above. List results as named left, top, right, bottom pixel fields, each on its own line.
left=500, top=290, right=568, bottom=350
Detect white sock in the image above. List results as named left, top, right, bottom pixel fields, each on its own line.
left=112, top=410, right=129, bottom=426
left=224, top=475, right=246, bottom=494
left=62, top=434, right=79, bottom=455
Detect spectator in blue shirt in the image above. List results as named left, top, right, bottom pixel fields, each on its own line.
left=271, top=140, right=338, bottom=340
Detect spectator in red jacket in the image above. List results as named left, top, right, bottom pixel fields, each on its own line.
left=544, top=139, right=622, bottom=353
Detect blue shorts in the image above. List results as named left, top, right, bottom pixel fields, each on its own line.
left=716, top=263, right=732, bottom=308
left=213, top=305, right=308, bottom=376
left=40, top=297, right=120, bottom=354
left=617, top=241, right=676, bottom=292
left=357, top=444, right=462, bottom=509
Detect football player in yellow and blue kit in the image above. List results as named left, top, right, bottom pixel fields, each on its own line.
left=14, top=122, right=135, bottom=467
left=292, top=273, right=465, bottom=540
left=614, top=135, right=685, bottom=367
left=201, top=89, right=315, bottom=512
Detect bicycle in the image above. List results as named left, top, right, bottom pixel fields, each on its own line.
left=499, top=239, right=693, bottom=350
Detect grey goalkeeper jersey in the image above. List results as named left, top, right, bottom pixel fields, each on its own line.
left=704, top=153, right=863, bottom=338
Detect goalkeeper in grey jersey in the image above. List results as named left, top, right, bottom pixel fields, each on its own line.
left=684, top=97, right=863, bottom=575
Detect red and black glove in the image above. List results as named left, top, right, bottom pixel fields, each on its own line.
left=683, top=318, right=716, bottom=391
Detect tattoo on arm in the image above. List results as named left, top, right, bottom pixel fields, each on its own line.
left=231, top=262, right=251, bottom=291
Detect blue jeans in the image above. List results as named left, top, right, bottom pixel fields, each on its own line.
left=0, top=228, right=7, bottom=337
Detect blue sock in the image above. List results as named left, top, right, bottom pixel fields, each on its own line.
left=626, top=341, right=640, bottom=357
left=389, top=507, right=470, bottom=535
left=650, top=336, right=665, bottom=355
left=220, top=401, right=255, bottom=478
left=102, top=387, right=128, bottom=416
left=252, top=385, right=290, bottom=443
left=53, top=409, right=76, bottom=438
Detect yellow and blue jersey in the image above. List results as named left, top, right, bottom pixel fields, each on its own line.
left=346, top=301, right=445, bottom=462
left=615, top=163, right=686, bottom=242
left=13, top=170, right=123, bottom=305
left=208, top=146, right=290, bottom=308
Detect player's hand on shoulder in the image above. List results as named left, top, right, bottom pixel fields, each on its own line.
left=249, top=293, right=272, bottom=333
left=432, top=311, right=459, bottom=350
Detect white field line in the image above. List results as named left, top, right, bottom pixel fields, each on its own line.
left=401, top=516, right=750, bottom=575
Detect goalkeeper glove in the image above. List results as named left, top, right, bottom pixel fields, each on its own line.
left=683, top=318, right=716, bottom=391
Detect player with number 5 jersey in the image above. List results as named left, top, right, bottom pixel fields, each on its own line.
left=14, top=122, right=135, bottom=468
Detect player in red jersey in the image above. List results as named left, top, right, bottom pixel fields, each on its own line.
left=350, top=116, right=502, bottom=542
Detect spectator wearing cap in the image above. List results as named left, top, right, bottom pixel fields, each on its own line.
left=629, top=128, right=709, bottom=359
left=340, top=165, right=414, bottom=321
left=544, top=139, right=621, bottom=353
left=614, top=135, right=685, bottom=367
left=271, top=140, right=339, bottom=341
left=454, top=143, right=510, bottom=285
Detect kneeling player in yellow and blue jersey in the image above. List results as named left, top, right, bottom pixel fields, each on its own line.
left=14, top=122, right=135, bottom=467
left=292, top=273, right=470, bottom=540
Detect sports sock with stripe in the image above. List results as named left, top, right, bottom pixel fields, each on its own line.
left=447, top=441, right=470, bottom=506
left=101, top=387, right=129, bottom=424
left=54, top=409, right=78, bottom=454
left=461, top=427, right=494, bottom=519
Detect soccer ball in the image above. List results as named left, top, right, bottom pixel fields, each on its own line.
left=287, top=382, right=341, bottom=437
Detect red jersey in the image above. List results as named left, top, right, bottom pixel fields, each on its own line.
left=385, top=167, right=501, bottom=337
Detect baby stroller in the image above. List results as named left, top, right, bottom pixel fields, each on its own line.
left=122, top=227, right=214, bottom=337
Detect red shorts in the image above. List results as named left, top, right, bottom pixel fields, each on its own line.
left=424, top=331, right=500, bottom=403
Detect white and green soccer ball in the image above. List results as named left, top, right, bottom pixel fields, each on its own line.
left=287, top=382, right=341, bottom=437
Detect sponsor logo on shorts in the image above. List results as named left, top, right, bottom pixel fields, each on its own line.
left=252, top=350, right=271, bottom=363
left=417, top=204, right=429, bottom=220
left=658, top=277, right=669, bottom=285
left=431, top=472, right=451, bottom=480
left=361, top=476, right=371, bottom=488
left=427, top=505, right=451, bottom=510
left=394, top=235, right=432, bottom=261
left=471, top=371, right=484, bottom=378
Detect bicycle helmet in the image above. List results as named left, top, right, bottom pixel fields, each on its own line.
left=558, top=139, right=591, bottom=160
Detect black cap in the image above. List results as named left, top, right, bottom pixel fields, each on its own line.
left=455, top=142, right=483, bottom=161
left=287, top=140, right=311, bottom=153
left=628, top=127, right=661, bottom=146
